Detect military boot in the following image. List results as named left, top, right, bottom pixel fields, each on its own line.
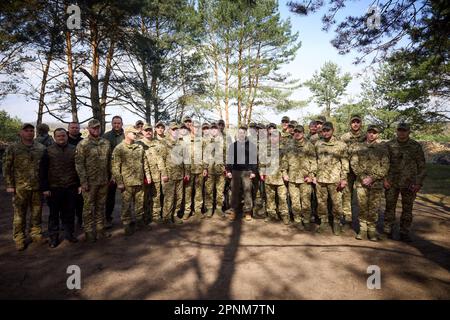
left=368, top=230, right=378, bottom=242
left=136, top=219, right=151, bottom=230
left=355, top=230, right=366, bottom=240
left=333, top=222, right=342, bottom=236
left=16, top=241, right=26, bottom=251
left=216, top=208, right=226, bottom=219
left=124, top=224, right=134, bottom=236
left=182, top=211, right=191, bottom=220
left=281, top=215, right=290, bottom=225
left=205, top=209, right=213, bottom=218
left=173, top=216, right=184, bottom=224
left=244, top=212, right=253, bottom=221
left=316, top=222, right=328, bottom=233
left=85, top=232, right=96, bottom=243
left=97, top=229, right=112, bottom=240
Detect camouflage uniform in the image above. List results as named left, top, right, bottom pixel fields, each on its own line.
left=203, top=133, right=227, bottom=215
left=112, top=140, right=145, bottom=227
left=75, top=135, right=111, bottom=237
left=140, top=137, right=165, bottom=223
left=283, top=138, right=317, bottom=224
left=102, top=128, right=124, bottom=223
left=3, top=141, right=46, bottom=247
left=384, top=137, right=426, bottom=235
left=315, top=136, right=349, bottom=224
left=340, top=130, right=365, bottom=222
left=35, top=133, right=54, bottom=147
left=161, top=134, right=190, bottom=222
left=183, top=133, right=204, bottom=217
left=350, top=139, right=389, bottom=234
left=260, top=141, right=289, bottom=222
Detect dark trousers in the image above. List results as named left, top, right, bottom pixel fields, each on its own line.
left=231, top=170, right=253, bottom=213
left=75, top=193, right=83, bottom=225
left=105, top=182, right=117, bottom=222
left=47, top=186, right=77, bottom=239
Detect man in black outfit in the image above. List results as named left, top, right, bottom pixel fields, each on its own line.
left=225, top=125, right=258, bottom=221
left=67, top=122, right=84, bottom=228
left=40, top=128, right=80, bottom=248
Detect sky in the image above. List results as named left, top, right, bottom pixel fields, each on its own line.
left=0, top=0, right=376, bottom=126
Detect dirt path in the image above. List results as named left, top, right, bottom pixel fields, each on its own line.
left=0, top=186, right=449, bottom=300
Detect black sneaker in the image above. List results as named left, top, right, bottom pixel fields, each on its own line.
left=65, top=235, right=79, bottom=243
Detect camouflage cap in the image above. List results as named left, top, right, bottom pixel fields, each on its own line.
left=135, top=120, right=144, bottom=126
left=180, top=123, right=188, bottom=129
left=21, top=123, right=35, bottom=130
left=239, top=124, right=248, bottom=131
left=202, top=123, right=210, bottom=129
left=293, top=124, right=305, bottom=132
left=88, top=119, right=101, bottom=128
left=256, top=123, right=265, bottom=129
left=267, top=123, right=277, bottom=129
left=218, top=119, right=225, bottom=125
left=125, top=126, right=140, bottom=134
left=322, top=121, right=334, bottom=131
left=210, top=122, right=219, bottom=128
left=169, top=122, right=179, bottom=130
left=143, top=123, right=153, bottom=130
left=397, top=122, right=410, bottom=130
left=350, top=114, right=362, bottom=122
left=288, top=120, right=298, bottom=127
left=281, top=116, right=290, bottom=122
left=182, top=116, right=192, bottom=123
left=367, top=124, right=381, bottom=133
left=249, top=122, right=257, bottom=128
left=37, top=123, right=50, bottom=132
left=316, top=116, right=326, bottom=124
left=155, top=121, right=165, bottom=128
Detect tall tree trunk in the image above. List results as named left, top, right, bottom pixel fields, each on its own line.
left=37, top=41, right=55, bottom=126
left=100, top=38, right=115, bottom=130
left=237, top=32, right=244, bottom=125
left=85, top=19, right=101, bottom=129
left=140, top=17, right=152, bottom=124
left=224, top=39, right=230, bottom=128
left=65, top=29, right=78, bottom=122
left=214, top=58, right=221, bottom=119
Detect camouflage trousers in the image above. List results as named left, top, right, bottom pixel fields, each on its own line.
left=162, top=179, right=183, bottom=220
left=82, top=184, right=108, bottom=233
left=289, top=182, right=313, bottom=223
left=12, top=189, right=42, bottom=245
left=384, top=187, right=416, bottom=234
left=204, top=174, right=225, bottom=212
left=265, top=184, right=289, bottom=220
left=356, top=185, right=383, bottom=232
left=184, top=173, right=204, bottom=214
left=120, top=185, right=144, bottom=226
left=144, top=181, right=163, bottom=222
left=316, top=182, right=343, bottom=223
left=230, top=170, right=253, bottom=213
left=252, top=173, right=265, bottom=217
left=342, top=171, right=356, bottom=222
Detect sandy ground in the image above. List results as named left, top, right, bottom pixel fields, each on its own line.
left=0, top=183, right=449, bottom=300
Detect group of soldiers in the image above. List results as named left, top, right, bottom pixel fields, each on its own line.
left=2, top=113, right=426, bottom=251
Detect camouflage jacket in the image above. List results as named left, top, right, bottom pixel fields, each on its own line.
left=112, top=141, right=145, bottom=187
left=75, top=136, right=111, bottom=186
left=309, top=133, right=320, bottom=145
left=184, top=135, right=205, bottom=174
left=280, top=130, right=292, bottom=149
left=143, top=139, right=166, bottom=182
left=2, top=141, right=46, bottom=190
left=102, top=129, right=124, bottom=150
left=385, top=138, right=426, bottom=188
left=340, top=130, right=365, bottom=146
left=315, top=136, right=349, bottom=183
left=203, top=135, right=226, bottom=175
left=283, top=139, right=317, bottom=184
left=161, top=136, right=190, bottom=180
left=350, top=139, right=389, bottom=189
left=259, top=143, right=287, bottom=185
left=35, top=134, right=54, bottom=147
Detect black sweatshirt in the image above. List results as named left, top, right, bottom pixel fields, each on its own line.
left=226, top=139, right=258, bottom=173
